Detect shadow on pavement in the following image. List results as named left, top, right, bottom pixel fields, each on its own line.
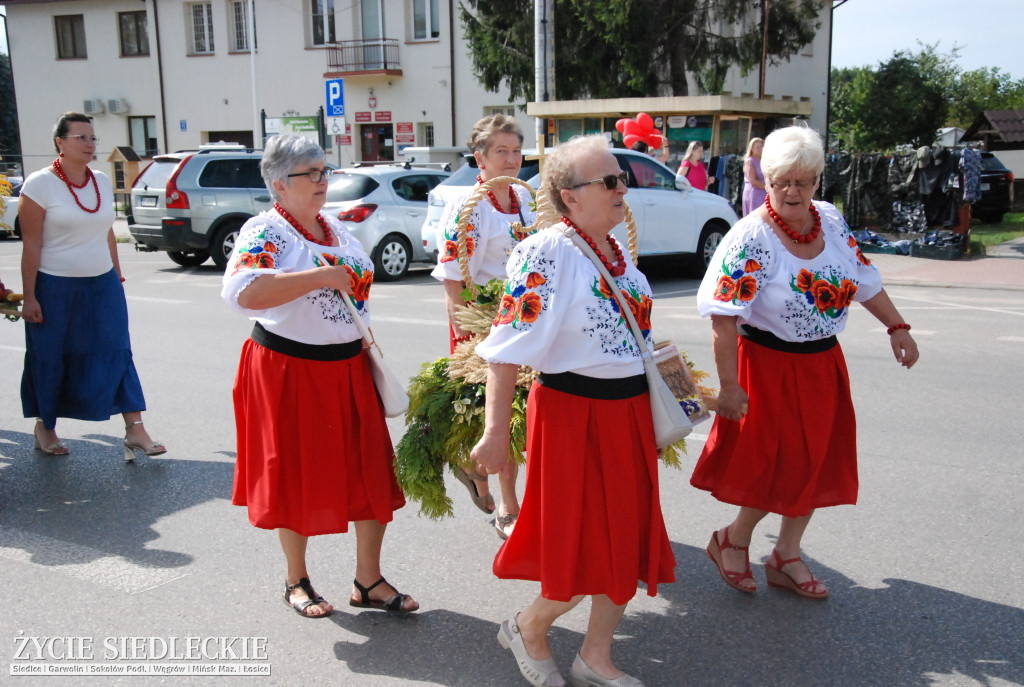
left=0, top=429, right=235, bottom=573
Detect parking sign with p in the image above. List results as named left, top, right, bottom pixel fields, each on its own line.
left=325, top=78, right=345, bottom=117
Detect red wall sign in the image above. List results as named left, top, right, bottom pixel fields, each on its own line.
left=396, top=133, right=415, bottom=144
left=396, top=122, right=414, bottom=134
left=337, top=135, right=353, bottom=146
left=354, top=112, right=372, bottom=122
left=374, top=111, right=392, bottom=122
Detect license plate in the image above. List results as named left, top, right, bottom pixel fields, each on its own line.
left=981, top=182, right=991, bottom=191
left=140, top=196, right=158, bottom=207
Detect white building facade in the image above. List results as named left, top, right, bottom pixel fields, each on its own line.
left=7, top=0, right=531, bottom=176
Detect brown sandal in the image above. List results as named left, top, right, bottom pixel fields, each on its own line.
left=706, top=527, right=756, bottom=593
left=765, top=549, right=829, bottom=599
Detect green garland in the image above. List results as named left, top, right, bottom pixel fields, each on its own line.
left=393, top=357, right=529, bottom=519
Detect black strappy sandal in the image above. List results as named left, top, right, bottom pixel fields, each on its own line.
left=349, top=577, right=418, bottom=614
left=283, top=577, right=332, bottom=618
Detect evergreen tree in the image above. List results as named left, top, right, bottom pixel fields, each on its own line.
left=0, top=54, right=21, bottom=169
left=460, top=0, right=821, bottom=102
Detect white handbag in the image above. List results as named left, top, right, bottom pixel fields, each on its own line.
left=564, top=227, right=692, bottom=448
left=341, top=294, right=409, bottom=418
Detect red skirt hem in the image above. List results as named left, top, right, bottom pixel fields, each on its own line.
left=493, top=382, right=676, bottom=605
left=231, top=339, right=405, bottom=538
left=690, top=337, right=858, bottom=518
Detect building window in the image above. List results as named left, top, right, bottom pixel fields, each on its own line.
left=412, top=0, right=439, bottom=40
left=231, top=1, right=258, bottom=52
left=55, top=15, right=87, bottom=59
left=188, top=3, right=215, bottom=54
left=311, top=0, right=336, bottom=46
left=484, top=106, right=516, bottom=118
left=418, top=122, right=434, bottom=147
left=129, top=116, right=159, bottom=158
left=118, top=11, right=150, bottom=57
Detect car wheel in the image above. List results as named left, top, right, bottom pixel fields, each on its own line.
left=210, top=222, right=242, bottom=269
left=690, top=223, right=727, bottom=277
left=373, top=234, right=411, bottom=281
left=167, top=250, right=210, bottom=267
left=14, top=217, right=20, bottom=240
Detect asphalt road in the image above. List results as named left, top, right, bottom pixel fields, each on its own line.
left=0, top=243, right=1021, bottom=686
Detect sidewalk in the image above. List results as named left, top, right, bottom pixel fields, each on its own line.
left=860, top=237, right=1024, bottom=291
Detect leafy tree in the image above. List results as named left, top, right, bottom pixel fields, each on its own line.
left=949, top=67, right=1024, bottom=129
left=460, top=0, right=822, bottom=102
left=0, top=54, right=20, bottom=169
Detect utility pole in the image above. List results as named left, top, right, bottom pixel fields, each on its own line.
left=759, top=0, right=770, bottom=99
left=534, top=0, right=555, bottom=149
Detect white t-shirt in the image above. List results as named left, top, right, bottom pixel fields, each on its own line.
left=221, top=209, right=375, bottom=346
left=696, top=201, right=883, bottom=342
left=475, top=224, right=653, bottom=378
left=21, top=166, right=116, bottom=278
left=431, top=184, right=537, bottom=286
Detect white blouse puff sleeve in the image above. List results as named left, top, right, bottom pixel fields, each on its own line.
left=430, top=184, right=537, bottom=286
left=221, top=211, right=375, bottom=346
left=474, top=224, right=652, bottom=379
left=696, top=200, right=882, bottom=342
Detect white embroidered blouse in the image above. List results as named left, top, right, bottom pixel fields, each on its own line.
left=221, top=210, right=374, bottom=345
left=475, top=224, right=654, bottom=378
left=696, top=201, right=882, bottom=341
left=431, top=184, right=537, bottom=286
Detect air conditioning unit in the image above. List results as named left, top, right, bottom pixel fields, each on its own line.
left=83, top=99, right=105, bottom=115
left=107, top=98, right=130, bottom=115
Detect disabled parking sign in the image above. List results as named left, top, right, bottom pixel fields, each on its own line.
left=325, top=79, right=345, bottom=118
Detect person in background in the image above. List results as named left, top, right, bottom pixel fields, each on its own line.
left=223, top=134, right=417, bottom=618
left=742, top=137, right=767, bottom=215
left=692, top=126, right=918, bottom=600
left=473, top=134, right=674, bottom=687
left=19, top=111, right=164, bottom=461
left=432, top=114, right=536, bottom=539
left=678, top=141, right=714, bottom=191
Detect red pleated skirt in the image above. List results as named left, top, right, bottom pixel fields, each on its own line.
left=690, top=337, right=858, bottom=517
left=231, top=338, right=405, bottom=537
left=493, top=381, right=676, bottom=605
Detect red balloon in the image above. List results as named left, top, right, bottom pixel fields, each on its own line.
left=615, top=118, right=631, bottom=134
left=636, top=112, right=654, bottom=131
left=623, top=134, right=641, bottom=149
left=622, top=120, right=642, bottom=137
left=645, top=133, right=664, bottom=150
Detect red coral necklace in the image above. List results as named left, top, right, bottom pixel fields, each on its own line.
left=562, top=216, right=625, bottom=277
left=477, top=175, right=519, bottom=215
left=765, top=196, right=821, bottom=244
left=52, top=159, right=100, bottom=213
left=275, top=203, right=333, bottom=246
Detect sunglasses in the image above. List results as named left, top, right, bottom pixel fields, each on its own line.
left=570, top=171, right=629, bottom=190
left=61, top=134, right=100, bottom=144
left=287, top=168, right=334, bottom=183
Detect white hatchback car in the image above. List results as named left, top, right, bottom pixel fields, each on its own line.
left=422, top=148, right=738, bottom=276
left=322, top=165, right=450, bottom=281
left=0, top=181, right=21, bottom=240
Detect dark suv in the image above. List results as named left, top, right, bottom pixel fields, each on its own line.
left=128, top=147, right=270, bottom=267
left=972, top=152, right=1014, bottom=224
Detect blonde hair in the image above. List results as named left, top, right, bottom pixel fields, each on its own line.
left=744, top=137, right=764, bottom=159
left=760, top=126, right=825, bottom=181
left=466, top=114, right=524, bottom=154
left=542, top=134, right=611, bottom=216
left=684, top=140, right=704, bottom=163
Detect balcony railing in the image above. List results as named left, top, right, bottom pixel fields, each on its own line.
left=326, top=39, right=401, bottom=73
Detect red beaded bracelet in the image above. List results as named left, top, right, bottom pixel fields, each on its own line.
left=452, top=334, right=475, bottom=344
left=886, top=323, right=911, bottom=335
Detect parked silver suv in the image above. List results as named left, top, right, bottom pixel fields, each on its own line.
left=128, top=146, right=270, bottom=267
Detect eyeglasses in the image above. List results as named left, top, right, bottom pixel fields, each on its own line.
left=62, top=134, right=99, bottom=144
left=287, top=168, right=334, bottom=183
left=570, top=171, right=629, bottom=190
left=768, top=177, right=818, bottom=191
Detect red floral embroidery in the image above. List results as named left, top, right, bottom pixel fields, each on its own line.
left=811, top=279, right=841, bottom=312
left=713, top=275, right=737, bottom=302
left=344, top=265, right=374, bottom=302
left=526, top=271, right=547, bottom=288
left=796, top=268, right=815, bottom=292
left=736, top=275, right=758, bottom=301
left=320, top=253, right=341, bottom=266
left=439, top=237, right=475, bottom=263
left=517, top=292, right=543, bottom=323
left=838, top=279, right=858, bottom=307
left=744, top=259, right=761, bottom=273
left=848, top=235, right=857, bottom=248
left=856, top=247, right=871, bottom=266
left=494, top=294, right=518, bottom=325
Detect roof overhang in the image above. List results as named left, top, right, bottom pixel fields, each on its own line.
left=526, top=95, right=813, bottom=119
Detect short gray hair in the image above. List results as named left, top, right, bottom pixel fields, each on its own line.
left=761, top=126, right=825, bottom=182
left=261, top=135, right=326, bottom=201
left=543, top=134, right=611, bottom=215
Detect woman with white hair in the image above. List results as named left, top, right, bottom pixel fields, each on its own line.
left=473, top=134, right=674, bottom=686
left=222, top=134, right=418, bottom=618
left=693, top=126, right=919, bottom=599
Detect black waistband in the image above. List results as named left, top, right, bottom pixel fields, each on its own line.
left=537, top=371, right=648, bottom=400
left=738, top=323, right=837, bottom=354
left=251, top=323, right=363, bottom=361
